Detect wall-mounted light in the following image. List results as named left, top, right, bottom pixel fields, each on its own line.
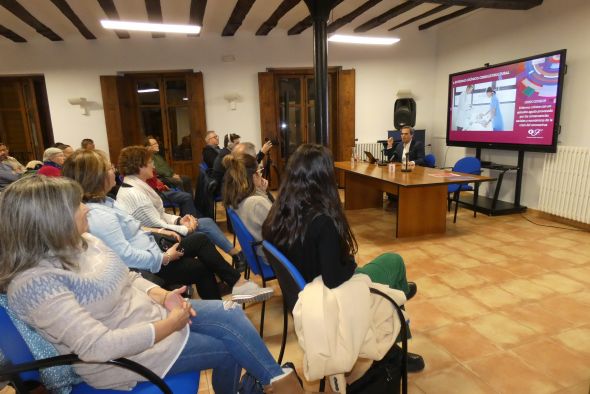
left=101, top=20, right=201, bottom=34
left=223, top=93, right=242, bottom=111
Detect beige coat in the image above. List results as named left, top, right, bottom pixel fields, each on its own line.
left=293, top=274, right=406, bottom=393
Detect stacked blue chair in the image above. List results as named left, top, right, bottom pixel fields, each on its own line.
left=226, top=208, right=276, bottom=337
left=0, top=304, right=200, bottom=394
left=447, top=156, right=482, bottom=223
left=423, top=154, right=436, bottom=168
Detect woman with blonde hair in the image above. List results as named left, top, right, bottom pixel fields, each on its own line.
left=0, top=176, right=314, bottom=393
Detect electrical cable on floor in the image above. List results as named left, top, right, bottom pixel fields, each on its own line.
left=520, top=213, right=587, bottom=232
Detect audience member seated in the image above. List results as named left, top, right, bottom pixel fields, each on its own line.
left=222, top=152, right=272, bottom=263
left=62, top=149, right=236, bottom=301
left=0, top=176, right=310, bottom=393
left=144, top=136, right=193, bottom=194
left=384, top=126, right=425, bottom=167
left=37, top=147, right=65, bottom=177
left=0, top=142, right=23, bottom=191
left=81, top=138, right=95, bottom=150
left=212, top=133, right=240, bottom=195
left=23, top=160, right=43, bottom=177
left=202, top=131, right=221, bottom=169
left=116, top=146, right=262, bottom=300
left=55, top=142, right=74, bottom=159
left=263, top=144, right=425, bottom=372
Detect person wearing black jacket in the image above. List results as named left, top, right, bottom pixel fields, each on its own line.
left=202, top=131, right=221, bottom=169
left=385, top=126, right=425, bottom=167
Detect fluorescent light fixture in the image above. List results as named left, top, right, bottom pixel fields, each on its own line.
left=101, top=20, right=201, bottom=34
left=137, top=88, right=159, bottom=93
left=328, top=34, right=400, bottom=45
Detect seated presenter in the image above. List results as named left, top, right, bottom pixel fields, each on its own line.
left=384, top=126, right=425, bottom=167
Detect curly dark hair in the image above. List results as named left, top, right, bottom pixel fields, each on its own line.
left=118, top=146, right=152, bottom=176
left=262, top=144, right=357, bottom=257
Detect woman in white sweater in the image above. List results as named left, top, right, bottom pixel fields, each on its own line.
left=0, top=176, right=314, bottom=393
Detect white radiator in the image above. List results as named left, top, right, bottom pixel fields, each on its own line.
left=539, top=146, right=590, bottom=224
left=355, top=142, right=386, bottom=162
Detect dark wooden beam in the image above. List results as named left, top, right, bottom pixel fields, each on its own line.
left=0, top=24, right=26, bottom=42
left=0, top=0, right=62, bottom=41
left=426, top=0, right=542, bottom=10
left=256, top=0, right=300, bottom=36
left=97, top=0, right=130, bottom=39
left=354, top=0, right=425, bottom=33
left=145, top=0, right=164, bottom=38
left=222, top=0, right=256, bottom=37
left=287, top=0, right=343, bottom=35
left=388, top=4, right=450, bottom=31
left=327, top=0, right=382, bottom=34
left=49, top=0, right=96, bottom=39
left=418, top=6, right=476, bottom=30
left=188, top=0, right=207, bottom=36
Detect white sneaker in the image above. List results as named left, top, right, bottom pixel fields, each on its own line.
left=231, top=281, right=274, bottom=304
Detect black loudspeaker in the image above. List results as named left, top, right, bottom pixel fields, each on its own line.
left=393, top=98, right=416, bottom=129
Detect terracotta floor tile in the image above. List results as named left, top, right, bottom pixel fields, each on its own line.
left=412, top=276, right=454, bottom=299
left=466, top=352, right=562, bottom=394
left=427, top=322, right=502, bottom=362
left=429, top=294, right=489, bottom=320
left=466, top=264, right=517, bottom=282
left=501, top=262, right=550, bottom=277
left=435, top=269, right=488, bottom=289
left=536, top=296, right=590, bottom=326
left=414, top=365, right=496, bottom=394
left=406, top=300, right=454, bottom=331
left=530, top=273, right=586, bottom=294
left=559, top=267, right=590, bottom=285
left=554, top=327, right=590, bottom=355
left=498, top=278, right=554, bottom=300
left=547, top=249, right=590, bottom=265
left=468, top=312, right=538, bottom=347
left=438, top=253, right=482, bottom=269
left=406, top=335, right=456, bottom=374
left=467, top=285, right=523, bottom=309
left=512, top=338, right=590, bottom=388
left=503, top=303, right=579, bottom=335
left=538, top=236, right=582, bottom=249
left=553, top=381, right=590, bottom=394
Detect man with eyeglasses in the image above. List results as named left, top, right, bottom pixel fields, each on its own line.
left=144, top=136, right=193, bottom=194
left=202, top=131, right=221, bottom=169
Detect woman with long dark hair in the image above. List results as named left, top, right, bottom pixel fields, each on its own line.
left=262, top=144, right=424, bottom=371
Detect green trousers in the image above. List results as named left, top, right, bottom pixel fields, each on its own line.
left=355, top=252, right=410, bottom=295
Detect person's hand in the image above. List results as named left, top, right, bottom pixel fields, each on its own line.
left=409, top=161, right=416, bottom=168
left=261, top=141, right=272, bottom=154
left=159, top=229, right=181, bottom=242
left=387, top=137, right=394, bottom=149
left=165, top=300, right=194, bottom=330
left=163, top=185, right=170, bottom=191
left=180, top=215, right=197, bottom=233
left=257, top=177, right=269, bottom=192
left=173, top=174, right=181, bottom=180
left=166, top=243, right=184, bottom=262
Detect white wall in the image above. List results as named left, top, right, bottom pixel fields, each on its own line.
left=432, top=0, right=590, bottom=208
left=0, top=28, right=437, bottom=154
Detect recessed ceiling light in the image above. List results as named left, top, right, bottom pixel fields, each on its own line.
left=137, top=88, right=159, bottom=93
left=101, top=20, right=201, bottom=34
left=328, top=34, right=400, bottom=45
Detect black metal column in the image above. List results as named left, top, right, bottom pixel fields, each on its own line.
left=304, top=0, right=335, bottom=147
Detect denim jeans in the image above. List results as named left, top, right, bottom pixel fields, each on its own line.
left=196, top=217, right=234, bottom=253
left=167, top=300, right=283, bottom=394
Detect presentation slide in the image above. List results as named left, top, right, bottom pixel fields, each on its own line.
left=448, top=53, right=563, bottom=146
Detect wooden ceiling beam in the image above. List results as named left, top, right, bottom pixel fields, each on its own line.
left=188, top=0, right=206, bottom=36
left=388, top=4, right=450, bottom=31
left=49, top=0, right=96, bottom=39
left=354, top=0, right=425, bottom=33
left=327, top=0, right=382, bottom=34
left=0, top=24, right=26, bottom=42
left=418, top=5, right=476, bottom=30
left=145, top=0, right=164, bottom=38
left=97, top=0, right=130, bottom=39
left=287, top=0, right=343, bottom=35
left=0, top=0, right=62, bottom=41
left=426, top=0, right=542, bottom=10
left=256, top=0, right=300, bottom=36
left=222, top=0, right=256, bottom=37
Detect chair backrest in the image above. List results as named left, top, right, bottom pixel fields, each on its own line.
left=199, top=162, right=208, bottom=173
left=0, top=305, right=40, bottom=382
left=423, top=154, right=436, bottom=168
left=262, top=241, right=306, bottom=314
left=226, top=207, right=274, bottom=279
left=452, top=156, right=481, bottom=175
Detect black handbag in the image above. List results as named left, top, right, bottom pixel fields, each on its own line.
left=347, top=287, right=408, bottom=394
left=151, top=232, right=178, bottom=251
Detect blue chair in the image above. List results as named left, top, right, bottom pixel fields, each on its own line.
left=447, top=157, right=481, bottom=223
left=262, top=241, right=409, bottom=393
left=423, top=154, right=436, bottom=168
left=226, top=208, right=276, bottom=337
left=0, top=305, right=200, bottom=394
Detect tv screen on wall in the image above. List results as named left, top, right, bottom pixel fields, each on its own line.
left=446, top=49, right=566, bottom=153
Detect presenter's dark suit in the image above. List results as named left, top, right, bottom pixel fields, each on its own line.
left=385, top=140, right=425, bottom=166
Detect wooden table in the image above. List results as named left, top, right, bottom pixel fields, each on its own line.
left=334, top=162, right=495, bottom=238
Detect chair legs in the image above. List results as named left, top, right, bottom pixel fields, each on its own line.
left=453, top=191, right=460, bottom=223
left=277, top=299, right=288, bottom=364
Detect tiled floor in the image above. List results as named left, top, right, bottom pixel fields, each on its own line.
left=2, top=202, right=589, bottom=394
left=199, top=202, right=590, bottom=393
